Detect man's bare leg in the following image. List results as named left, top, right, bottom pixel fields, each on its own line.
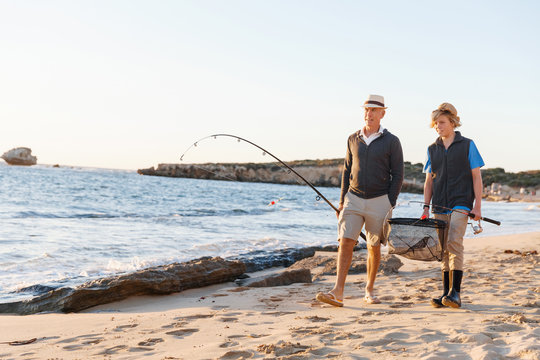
left=365, top=244, right=381, bottom=303
left=328, top=237, right=357, bottom=300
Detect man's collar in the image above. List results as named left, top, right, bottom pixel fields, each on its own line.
left=361, top=125, right=385, bottom=138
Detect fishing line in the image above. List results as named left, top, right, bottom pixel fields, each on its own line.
left=180, top=133, right=368, bottom=241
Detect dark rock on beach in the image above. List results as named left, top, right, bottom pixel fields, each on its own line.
left=236, top=269, right=312, bottom=287
left=0, top=257, right=245, bottom=315
left=379, top=254, right=404, bottom=275
left=16, top=284, right=58, bottom=296
left=231, top=244, right=366, bottom=273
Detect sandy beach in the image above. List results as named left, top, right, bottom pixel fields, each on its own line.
left=1, top=232, right=538, bottom=360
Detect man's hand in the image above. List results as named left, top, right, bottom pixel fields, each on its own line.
left=336, top=204, right=343, bottom=219
left=421, top=207, right=430, bottom=220
left=469, top=206, right=482, bottom=221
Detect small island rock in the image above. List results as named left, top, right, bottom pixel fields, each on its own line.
left=1, top=147, right=37, bottom=166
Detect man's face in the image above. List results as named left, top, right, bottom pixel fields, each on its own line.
left=364, top=107, right=385, bottom=128
left=434, top=115, right=455, bottom=137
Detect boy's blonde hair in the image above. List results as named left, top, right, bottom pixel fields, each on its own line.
left=431, top=102, right=461, bottom=128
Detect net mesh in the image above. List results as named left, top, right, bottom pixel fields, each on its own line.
left=386, top=218, right=447, bottom=262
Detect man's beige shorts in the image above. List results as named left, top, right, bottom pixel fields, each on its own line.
left=338, top=192, right=393, bottom=247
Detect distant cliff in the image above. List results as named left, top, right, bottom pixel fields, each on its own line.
left=137, top=159, right=424, bottom=193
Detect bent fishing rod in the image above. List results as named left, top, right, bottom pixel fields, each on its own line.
left=181, top=133, right=340, bottom=212
left=180, top=133, right=368, bottom=241
left=411, top=201, right=501, bottom=226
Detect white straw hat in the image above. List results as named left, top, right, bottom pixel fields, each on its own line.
left=362, top=94, right=387, bottom=109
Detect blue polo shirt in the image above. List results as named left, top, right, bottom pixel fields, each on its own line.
left=423, top=140, right=484, bottom=213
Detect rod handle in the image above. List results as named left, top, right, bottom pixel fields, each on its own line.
left=468, top=213, right=501, bottom=226
left=481, top=216, right=501, bottom=226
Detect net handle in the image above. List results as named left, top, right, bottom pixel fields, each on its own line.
left=382, top=203, right=395, bottom=243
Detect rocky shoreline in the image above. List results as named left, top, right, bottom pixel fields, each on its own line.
left=0, top=244, right=369, bottom=315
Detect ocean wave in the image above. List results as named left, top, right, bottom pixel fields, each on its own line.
left=8, top=211, right=121, bottom=219
left=3, top=209, right=260, bottom=219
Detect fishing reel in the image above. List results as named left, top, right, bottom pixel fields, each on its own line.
left=468, top=220, right=483, bottom=235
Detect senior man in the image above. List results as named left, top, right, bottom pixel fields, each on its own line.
left=316, top=94, right=404, bottom=307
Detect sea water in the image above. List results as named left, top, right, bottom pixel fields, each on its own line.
left=1, top=164, right=538, bottom=303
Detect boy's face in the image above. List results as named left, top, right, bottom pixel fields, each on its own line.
left=434, top=115, right=455, bottom=137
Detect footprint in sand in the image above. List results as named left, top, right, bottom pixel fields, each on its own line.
left=219, top=350, right=254, bottom=359
left=220, top=317, right=238, bottom=323
left=56, top=334, right=103, bottom=344
left=56, top=334, right=105, bottom=350
left=165, top=329, right=199, bottom=338
left=448, top=333, right=492, bottom=345
left=161, top=321, right=188, bottom=329
left=128, top=346, right=156, bottom=352
left=415, top=330, right=446, bottom=342
left=389, top=302, right=414, bottom=308
left=113, top=324, right=139, bottom=332
left=382, top=331, right=410, bottom=341
left=138, top=338, right=164, bottom=346
left=219, top=340, right=239, bottom=348
left=328, top=321, right=356, bottom=326
left=361, top=338, right=395, bottom=347
left=175, top=314, right=215, bottom=321
left=96, top=345, right=128, bottom=355
left=326, top=331, right=363, bottom=342
left=300, top=315, right=330, bottom=322
left=485, top=323, right=524, bottom=332
left=290, top=326, right=328, bottom=336
left=355, top=318, right=380, bottom=324
left=257, top=341, right=310, bottom=357
left=261, top=311, right=296, bottom=316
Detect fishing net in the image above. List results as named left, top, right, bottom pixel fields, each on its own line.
left=386, top=218, right=447, bottom=262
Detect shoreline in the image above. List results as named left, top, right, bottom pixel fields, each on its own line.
left=3, top=229, right=540, bottom=313
left=1, top=232, right=538, bottom=359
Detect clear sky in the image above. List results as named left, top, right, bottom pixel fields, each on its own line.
left=1, top=0, right=539, bottom=172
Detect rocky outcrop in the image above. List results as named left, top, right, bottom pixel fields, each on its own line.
left=0, top=257, right=246, bottom=315
left=138, top=161, right=425, bottom=193
left=1, top=147, right=37, bottom=166
left=138, top=162, right=343, bottom=187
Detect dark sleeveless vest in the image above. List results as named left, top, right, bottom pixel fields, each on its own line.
left=428, top=131, right=474, bottom=211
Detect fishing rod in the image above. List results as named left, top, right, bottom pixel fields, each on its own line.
left=180, top=133, right=368, bottom=241
left=411, top=201, right=501, bottom=226
left=181, top=133, right=340, bottom=212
